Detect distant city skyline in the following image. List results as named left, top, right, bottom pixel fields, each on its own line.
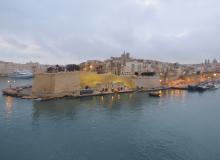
left=0, top=0, right=220, bottom=64
left=0, top=52, right=218, bottom=66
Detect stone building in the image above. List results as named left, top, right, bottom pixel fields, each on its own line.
left=103, top=52, right=132, bottom=75
left=0, top=61, right=47, bottom=76
left=121, top=60, right=146, bottom=75
left=80, top=60, right=104, bottom=73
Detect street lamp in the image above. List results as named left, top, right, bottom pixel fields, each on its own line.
left=7, top=80, right=16, bottom=88
left=7, top=80, right=11, bottom=88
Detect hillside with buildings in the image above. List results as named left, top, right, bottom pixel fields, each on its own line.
left=1, top=52, right=220, bottom=78
left=79, top=52, right=220, bottom=78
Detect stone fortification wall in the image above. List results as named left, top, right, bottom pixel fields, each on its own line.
left=32, top=72, right=161, bottom=98
left=32, top=72, right=80, bottom=97
left=134, top=76, right=161, bottom=89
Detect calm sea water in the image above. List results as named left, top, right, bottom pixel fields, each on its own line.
left=0, top=77, right=220, bottom=160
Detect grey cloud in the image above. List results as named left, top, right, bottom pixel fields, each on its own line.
left=0, top=0, right=220, bottom=64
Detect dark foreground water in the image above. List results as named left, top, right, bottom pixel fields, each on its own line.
left=0, top=77, right=220, bottom=160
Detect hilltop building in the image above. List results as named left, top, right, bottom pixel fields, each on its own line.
left=79, top=60, right=104, bottom=73
left=104, top=52, right=132, bottom=75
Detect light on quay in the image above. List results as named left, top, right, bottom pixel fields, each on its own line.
left=213, top=73, right=217, bottom=77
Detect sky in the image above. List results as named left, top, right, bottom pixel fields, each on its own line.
left=0, top=0, right=220, bottom=64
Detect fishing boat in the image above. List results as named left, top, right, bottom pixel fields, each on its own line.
left=149, top=92, right=160, bottom=97
left=8, top=70, right=33, bottom=79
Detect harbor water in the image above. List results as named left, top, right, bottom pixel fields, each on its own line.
left=0, top=77, right=220, bottom=160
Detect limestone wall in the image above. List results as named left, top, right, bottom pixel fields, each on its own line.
left=54, top=72, right=80, bottom=94
left=32, top=73, right=55, bottom=95
left=79, top=72, right=136, bottom=89
left=134, top=76, right=161, bottom=89
left=32, top=72, right=80, bottom=97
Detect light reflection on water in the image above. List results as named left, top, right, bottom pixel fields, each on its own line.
left=31, top=91, right=186, bottom=121
left=2, top=90, right=188, bottom=125
left=5, top=96, right=14, bottom=113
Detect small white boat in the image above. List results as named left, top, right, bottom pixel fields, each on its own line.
left=209, top=84, right=219, bottom=90
left=8, top=70, right=33, bottom=79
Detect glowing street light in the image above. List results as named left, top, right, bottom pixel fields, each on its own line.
left=7, top=80, right=16, bottom=88
left=7, top=80, right=12, bottom=88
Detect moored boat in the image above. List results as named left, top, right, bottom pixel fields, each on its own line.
left=197, top=84, right=209, bottom=91
left=80, top=88, right=94, bottom=95
left=214, top=84, right=219, bottom=89
left=149, top=92, right=160, bottom=97
left=208, top=84, right=219, bottom=90
left=188, top=85, right=198, bottom=91
left=8, top=70, right=33, bottom=79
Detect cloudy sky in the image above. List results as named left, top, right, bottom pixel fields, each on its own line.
left=0, top=0, right=219, bottom=64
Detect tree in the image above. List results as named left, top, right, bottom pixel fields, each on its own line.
left=47, top=67, right=55, bottom=73
left=196, top=71, right=201, bottom=75
left=141, top=72, right=156, bottom=76
left=58, top=66, right=65, bottom=72
left=66, top=64, right=80, bottom=72
left=134, top=72, right=139, bottom=76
